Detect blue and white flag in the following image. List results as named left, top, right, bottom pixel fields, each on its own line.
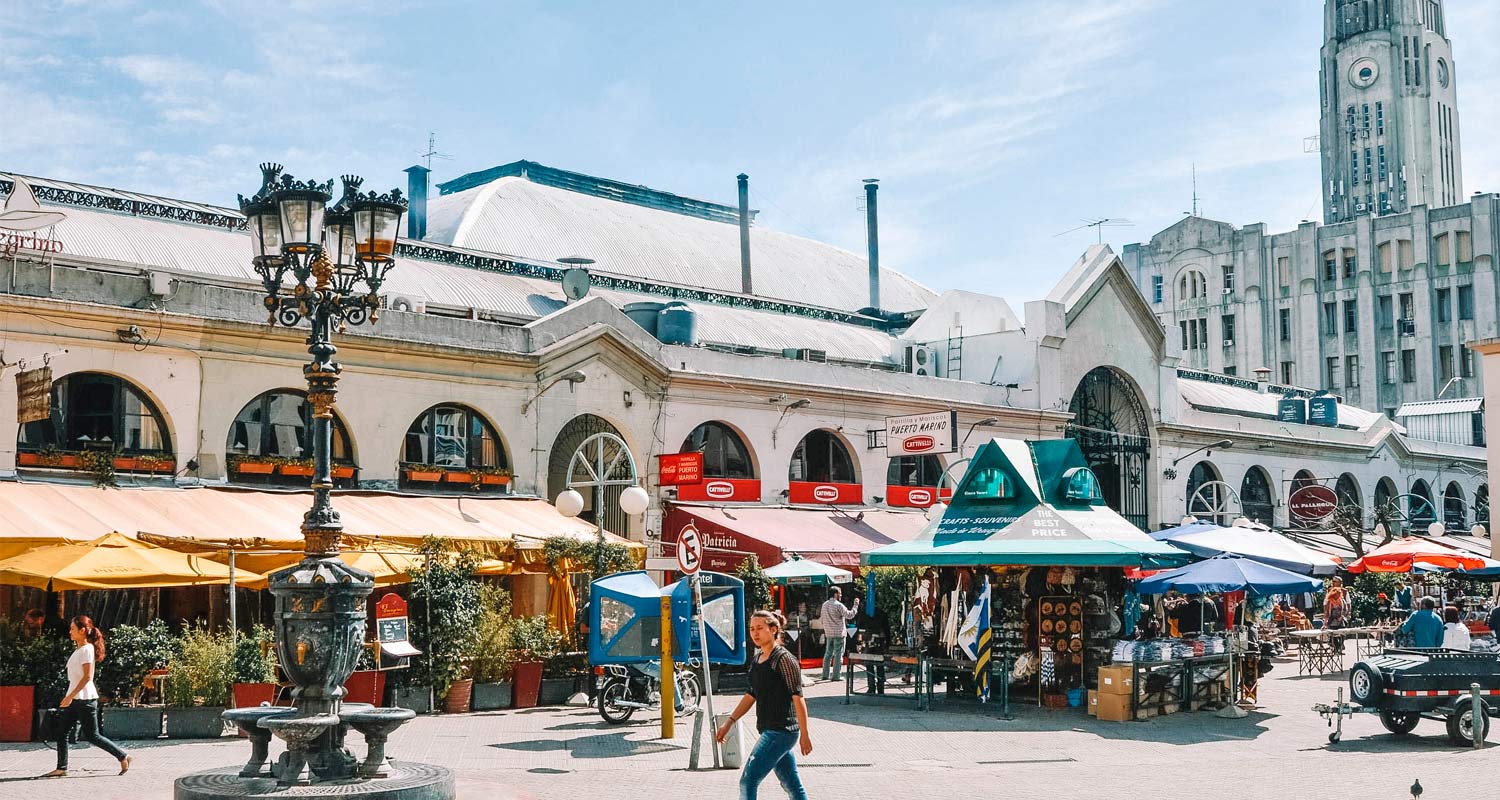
left=973, top=580, right=991, bottom=702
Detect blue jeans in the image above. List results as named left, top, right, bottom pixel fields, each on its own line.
left=822, top=635, right=846, bottom=680
left=739, top=729, right=807, bottom=800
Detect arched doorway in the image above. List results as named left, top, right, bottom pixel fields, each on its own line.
left=1292, top=470, right=1318, bottom=492
left=549, top=414, right=630, bottom=535
left=1335, top=473, right=1361, bottom=508
left=1067, top=367, right=1151, bottom=529
left=1374, top=477, right=1398, bottom=520
left=227, top=389, right=356, bottom=487
left=1410, top=480, right=1436, bottom=527
left=1185, top=461, right=1229, bottom=526
left=1240, top=467, right=1274, bottom=526
left=1444, top=481, right=1466, bottom=531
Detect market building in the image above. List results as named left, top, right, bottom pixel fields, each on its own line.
left=0, top=158, right=1487, bottom=628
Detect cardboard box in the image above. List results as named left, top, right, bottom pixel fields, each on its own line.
left=1095, top=692, right=1132, bottom=722
left=1097, top=665, right=1134, bottom=695
left=1087, top=690, right=1099, bottom=716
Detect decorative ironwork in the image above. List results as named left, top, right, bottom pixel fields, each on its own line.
left=1188, top=478, right=1241, bottom=527
left=1067, top=367, right=1152, bottom=530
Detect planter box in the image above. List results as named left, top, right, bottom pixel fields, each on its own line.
left=444, top=678, right=473, bottom=713
left=231, top=682, right=277, bottom=709
left=480, top=474, right=511, bottom=486
left=442, top=471, right=475, bottom=484
left=343, top=670, right=385, bottom=707
left=331, top=466, right=357, bottom=480
left=165, top=706, right=228, bottom=739
left=114, top=457, right=175, bottom=473
left=392, top=686, right=433, bottom=714
left=538, top=678, right=575, bottom=706
left=404, top=469, right=443, bottom=483
left=19, top=452, right=80, bottom=469
left=0, top=685, right=34, bottom=742
left=278, top=464, right=314, bottom=477
left=101, top=706, right=163, bottom=740
left=471, top=682, right=513, bottom=711
left=511, top=661, right=543, bottom=709
left=233, top=461, right=276, bottom=475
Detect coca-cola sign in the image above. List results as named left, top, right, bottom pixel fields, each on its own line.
left=813, top=485, right=840, bottom=502
left=1289, top=485, right=1338, bottom=524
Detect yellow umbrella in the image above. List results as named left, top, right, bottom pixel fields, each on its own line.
left=0, top=531, right=253, bottom=590
left=546, top=567, right=577, bottom=644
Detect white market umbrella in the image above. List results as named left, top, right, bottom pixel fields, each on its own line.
left=763, top=557, right=853, bottom=586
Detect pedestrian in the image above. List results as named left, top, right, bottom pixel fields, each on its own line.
left=1323, top=577, right=1348, bottom=629
left=1442, top=606, right=1472, bottom=651
left=818, top=586, right=855, bottom=682
left=1394, top=582, right=1412, bottom=612
left=1486, top=601, right=1500, bottom=637
left=717, top=610, right=810, bottom=800
left=43, top=615, right=130, bottom=778
left=1398, top=597, right=1445, bottom=648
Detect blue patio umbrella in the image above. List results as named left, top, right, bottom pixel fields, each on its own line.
left=1135, top=554, right=1322, bottom=596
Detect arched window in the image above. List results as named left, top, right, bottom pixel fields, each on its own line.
left=1444, top=481, right=1466, bottom=531
left=228, top=390, right=354, bottom=487
left=402, top=404, right=508, bottom=492
left=1060, top=467, right=1102, bottom=504
left=1292, top=470, right=1318, bottom=492
left=1335, top=473, right=1361, bottom=508
left=1185, top=461, right=1227, bottom=525
left=1177, top=269, right=1207, bottom=302
left=18, top=372, right=172, bottom=471
left=1240, top=467, right=1274, bottom=526
left=1374, top=477, right=1397, bottom=515
left=886, top=455, right=946, bottom=488
left=682, top=422, right=754, bottom=479
left=789, top=430, right=855, bottom=484
left=1410, top=479, right=1436, bottom=525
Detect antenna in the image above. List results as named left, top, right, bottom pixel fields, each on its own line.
left=1053, top=218, right=1134, bottom=244
left=419, top=132, right=452, bottom=172
left=1303, top=134, right=1321, bottom=154
left=1191, top=163, right=1199, bottom=218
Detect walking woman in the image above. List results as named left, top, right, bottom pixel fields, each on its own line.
left=716, top=610, right=810, bottom=800
left=43, top=615, right=130, bottom=777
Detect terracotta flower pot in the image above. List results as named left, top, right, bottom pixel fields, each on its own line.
left=511, top=662, right=543, bottom=709
left=278, top=464, right=315, bottom=477
left=444, top=678, right=473, bottom=714
left=405, top=469, right=443, bottom=482
left=331, top=466, right=357, bottom=479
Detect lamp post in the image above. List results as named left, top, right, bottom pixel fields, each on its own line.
left=177, top=165, right=452, bottom=798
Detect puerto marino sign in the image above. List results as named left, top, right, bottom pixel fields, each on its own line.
left=884, top=410, right=957, bottom=458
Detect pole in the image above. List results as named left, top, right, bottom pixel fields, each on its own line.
left=693, top=574, right=722, bottom=768
left=228, top=549, right=238, bottom=645
left=1472, top=683, right=1484, bottom=749
left=660, top=595, right=674, bottom=740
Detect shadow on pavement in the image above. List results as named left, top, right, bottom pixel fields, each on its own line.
left=492, top=732, right=685, bottom=759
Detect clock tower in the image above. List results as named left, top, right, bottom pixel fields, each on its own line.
left=1319, top=0, right=1463, bottom=223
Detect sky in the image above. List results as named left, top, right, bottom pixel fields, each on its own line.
left=2, top=0, right=1497, bottom=304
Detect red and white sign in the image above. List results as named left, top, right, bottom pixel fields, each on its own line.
left=375, top=593, right=408, bottom=619
left=657, top=452, right=705, bottom=486
left=886, top=485, right=954, bottom=508
left=676, top=523, right=703, bottom=575
left=1289, top=485, right=1339, bottom=524
left=789, top=481, right=863, bottom=505
left=677, top=478, right=761, bottom=502
left=884, top=410, right=958, bottom=457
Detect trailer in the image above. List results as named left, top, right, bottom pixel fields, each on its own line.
left=1313, top=649, right=1500, bottom=745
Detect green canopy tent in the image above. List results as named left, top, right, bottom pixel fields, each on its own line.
left=864, top=438, right=1186, bottom=568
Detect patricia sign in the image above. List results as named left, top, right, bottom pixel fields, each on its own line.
left=885, top=410, right=957, bottom=457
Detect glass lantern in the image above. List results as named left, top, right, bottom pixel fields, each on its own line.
left=352, top=198, right=404, bottom=263
left=243, top=199, right=284, bottom=263
left=277, top=187, right=331, bottom=255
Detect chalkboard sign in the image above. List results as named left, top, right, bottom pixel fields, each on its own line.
left=378, top=617, right=409, bottom=644
left=1278, top=397, right=1307, bottom=424
left=1308, top=396, right=1338, bottom=427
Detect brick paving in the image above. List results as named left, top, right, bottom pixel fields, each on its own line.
left=2, top=656, right=1494, bottom=799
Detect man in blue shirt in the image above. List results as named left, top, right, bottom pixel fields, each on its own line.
left=1399, top=597, right=1445, bottom=648
left=1394, top=582, right=1413, bottom=612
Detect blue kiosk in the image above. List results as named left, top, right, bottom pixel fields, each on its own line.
left=589, top=570, right=747, bottom=666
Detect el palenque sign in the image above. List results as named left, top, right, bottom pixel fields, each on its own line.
left=1288, top=484, right=1339, bottom=524
left=884, top=410, right=957, bottom=458
left=16, top=365, right=51, bottom=424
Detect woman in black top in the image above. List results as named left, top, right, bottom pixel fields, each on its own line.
left=717, top=610, right=810, bottom=800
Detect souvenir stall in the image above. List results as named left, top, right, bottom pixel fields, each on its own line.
left=761, top=557, right=855, bottom=665
left=863, top=437, right=1186, bottom=713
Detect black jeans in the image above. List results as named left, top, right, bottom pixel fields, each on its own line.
left=56, top=699, right=127, bottom=770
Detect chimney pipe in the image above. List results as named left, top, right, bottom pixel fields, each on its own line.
left=864, top=178, right=880, bottom=312
left=404, top=164, right=430, bottom=241
left=737, top=173, right=752, bottom=295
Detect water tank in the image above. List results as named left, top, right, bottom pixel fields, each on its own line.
left=622, top=301, right=665, bottom=336
left=656, top=302, right=698, bottom=346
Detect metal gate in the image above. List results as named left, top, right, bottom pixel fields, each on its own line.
left=548, top=414, right=629, bottom=536
left=1067, top=367, right=1151, bottom=530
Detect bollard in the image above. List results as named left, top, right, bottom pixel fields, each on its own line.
left=660, top=596, right=674, bottom=741
left=1471, top=683, right=1484, bottom=750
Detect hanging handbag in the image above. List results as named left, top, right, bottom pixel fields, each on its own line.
left=37, top=706, right=63, bottom=744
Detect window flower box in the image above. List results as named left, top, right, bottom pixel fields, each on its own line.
left=278, top=463, right=315, bottom=477
left=479, top=474, right=511, bottom=486
left=442, top=471, right=475, bottom=484
left=404, top=468, right=443, bottom=482
left=19, top=451, right=81, bottom=469
left=233, top=460, right=275, bottom=475
left=114, top=456, right=175, bottom=474
left=331, top=466, right=357, bottom=480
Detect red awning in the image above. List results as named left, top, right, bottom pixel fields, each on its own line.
left=663, top=504, right=931, bottom=571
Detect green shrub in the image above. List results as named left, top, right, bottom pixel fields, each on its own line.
left=507, top=615, right=565, bottom=663
left=231, top=625, right=277, bottom=684
left=165, top=626, right=235, bottom=707
left=0, top=622, right=70, bottom=706
left=471, top=585, right=517, bottom=684
left=407, top=537, right=483, bottom=700
left=735, top=555, right=773, bottom=613
left=97, top=620, right=174, bottom=705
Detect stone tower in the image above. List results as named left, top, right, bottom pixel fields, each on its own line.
left=1319, top=0, right=1463, bottom=223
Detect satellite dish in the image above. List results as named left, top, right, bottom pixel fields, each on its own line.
left=561, top=267, right=591, bottom=301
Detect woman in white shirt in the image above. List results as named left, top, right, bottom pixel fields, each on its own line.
left=43, top=615, right=130, bottom=778
left=1442, top=606, right=1473, bottom=651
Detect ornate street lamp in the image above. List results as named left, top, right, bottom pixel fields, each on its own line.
left=178, top=166, right=451, bottom=798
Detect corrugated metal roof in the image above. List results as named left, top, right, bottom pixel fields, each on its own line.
left=1396, top=398, right=1484, bottom=417
left=423, top=176, right=936, bottom=314
left=1399, top=435, right=1487, bottom=459
left=1178, top=379, right=1384, bottom=430
left=36, top=205, right=257, bottom=281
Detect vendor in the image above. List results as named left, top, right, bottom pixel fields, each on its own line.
left=1394, top=582, right=1412, bottom=612
left=1398, top=597, right=1445, bottom=648
left=1375, top=593, right=1392, bottom=620
left=1273, top=601, right=1312, bottom=630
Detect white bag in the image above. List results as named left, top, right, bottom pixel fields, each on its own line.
left=715, top=713, right=748, bottom=769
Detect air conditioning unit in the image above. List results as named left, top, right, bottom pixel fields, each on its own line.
left=903, top=344, right=941, bottom=377
left=1355, top=203, right=1368, bottom=212
left=384, top=294, right=426, bottom=314
left=782, top=347, right=827, bottom=363
left=1223, top=339, right=1235, bottom=348
left=1222, top=287, right=1233, bottom=295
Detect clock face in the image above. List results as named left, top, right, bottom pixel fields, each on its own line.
left=1437, top=59, right=1450, bottom=88
left=1349, top=58, right=1378, bottom=89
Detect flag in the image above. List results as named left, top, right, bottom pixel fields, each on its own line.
left=973, top=579, right=991, bottom=703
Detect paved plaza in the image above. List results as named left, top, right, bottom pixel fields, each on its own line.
left=2, top=658, right=1494, bottom=799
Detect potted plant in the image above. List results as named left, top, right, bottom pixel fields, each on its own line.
left=163, top=626, right=234, bottom=738
left=331, top=464, right=357, bottom=480
left=540, top=650, right=586, bottom=706
left=476, top=467, right=512, bottom=487
left=277, top=458, right=315, bottom=478
left=470, top=586, right=517, bottom=711
left=95, top=620, right=172, bottom=739
left=405, top=538, right=482, bottom=713
left=0, top=621, right=64, bottom=742
left=230, top=625, right=278, bottom=709
left=403, top=464, right=444, bottom=482
left=344, top=645, right=385, bottom=707
left=506, top=615, right=564, bottom=708
left=229, top=453, right=275, bottom=475
left=442, top=470, right=475, bottom=484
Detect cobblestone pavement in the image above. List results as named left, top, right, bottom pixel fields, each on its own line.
left=2, top=656, right=1494, bottom=799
